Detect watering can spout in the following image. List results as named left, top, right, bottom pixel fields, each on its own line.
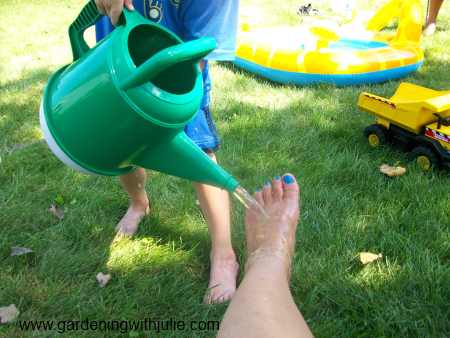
left=132, top=133, right=239, bottom=192
left=121, top=37, right=217, bottom=90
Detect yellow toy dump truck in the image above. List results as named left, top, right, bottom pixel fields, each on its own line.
left=358, top=83, right=450, bottom=171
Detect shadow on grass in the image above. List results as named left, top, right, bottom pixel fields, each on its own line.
left=0, top=67, right=53, bottom=152
left=2, top=56, right=449, bottom=337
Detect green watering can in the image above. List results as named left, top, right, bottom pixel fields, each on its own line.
left=39, top=0, right=239, bottom=192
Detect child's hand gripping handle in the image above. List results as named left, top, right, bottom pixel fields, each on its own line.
left=68, top=0, right=102, bottom=61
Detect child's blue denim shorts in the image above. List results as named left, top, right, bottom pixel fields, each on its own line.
left=184, top=106, right=220, bottom=152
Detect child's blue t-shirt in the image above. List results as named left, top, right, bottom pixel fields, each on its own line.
left=96, top=0, right=239, bottom=61
left=143, top=0, right=238, bottom=61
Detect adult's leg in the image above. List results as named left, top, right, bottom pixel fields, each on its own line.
left=194, top=152, right=239, bottom=304
left=116, top=168, right=150, bottom=236
left=218, top=174, right=314, bottom=338
left=424, top=0, right=445, bottom=35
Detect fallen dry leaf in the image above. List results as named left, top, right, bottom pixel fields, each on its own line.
left=379, top=164, right=406, bottom=177
left=359, top=252, right=383, bottom=265
left=10, top=247, right=33, bottom=256
left=0, top=304, right=19, bottom=324
left=48, top=204, right=64, bottom=220
left=96, top=272, right=111, bottom=288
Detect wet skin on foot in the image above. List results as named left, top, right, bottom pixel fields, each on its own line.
left=245, top=174, right=300, bottom=276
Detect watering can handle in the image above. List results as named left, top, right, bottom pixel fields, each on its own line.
left=68, top=0, right=141, bottom=61
left=68, top=0, right=102, bottom=61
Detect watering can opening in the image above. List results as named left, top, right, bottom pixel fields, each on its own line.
left=128, top=25, right=197, bottom=95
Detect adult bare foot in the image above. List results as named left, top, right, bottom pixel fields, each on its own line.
left=245, top=174, right=300, bottom=277
left=204, top=251, right=239, bottom=304
left=115, top=201, right=150, bottom=237
left=217, top=175, right=311, bottom=338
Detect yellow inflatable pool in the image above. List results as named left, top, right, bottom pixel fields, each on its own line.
left=235, top=0, right=424, bottom=86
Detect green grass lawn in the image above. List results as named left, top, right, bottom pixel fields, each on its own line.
left=1, top=0, right=449, bottom=337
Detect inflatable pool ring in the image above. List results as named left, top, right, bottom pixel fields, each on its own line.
left=234, top=0, right=424, bottom=86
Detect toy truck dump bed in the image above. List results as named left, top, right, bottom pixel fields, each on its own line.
left=358, top=82, right=450, bottom=134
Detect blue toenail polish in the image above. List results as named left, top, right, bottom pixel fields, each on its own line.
left=283, top=175, right=295, bottom=184
left=274, top=176, right=281, bottom=180
left=255, top=188, right=261, bottom=192
left=264, top=181, right=271, bottom=186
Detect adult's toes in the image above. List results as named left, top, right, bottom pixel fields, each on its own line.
left=254, top=190, right=264, bottom=206
left=262, top=181, right=273, bottom=204
left=272, top=176, right=283, bottom=201
left=282, top=174, right=299, bottom=200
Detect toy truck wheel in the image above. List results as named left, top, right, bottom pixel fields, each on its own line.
left=364, top=124, right=387, bottom=148
left=411, top=146, right=439, bottom=171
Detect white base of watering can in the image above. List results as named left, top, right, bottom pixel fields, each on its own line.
left=39, top=101, right=97, bottom=175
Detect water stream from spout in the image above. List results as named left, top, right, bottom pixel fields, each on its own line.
left=233, top=186, right=268, bottom=219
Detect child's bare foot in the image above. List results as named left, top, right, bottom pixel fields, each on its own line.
left=115, top=200, right=150, bottom=237
left=204, top=251, right=239, bottom=304
left=245, top=174, right=300, bottom=277
left=423, top=22, right=437, bottom=36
